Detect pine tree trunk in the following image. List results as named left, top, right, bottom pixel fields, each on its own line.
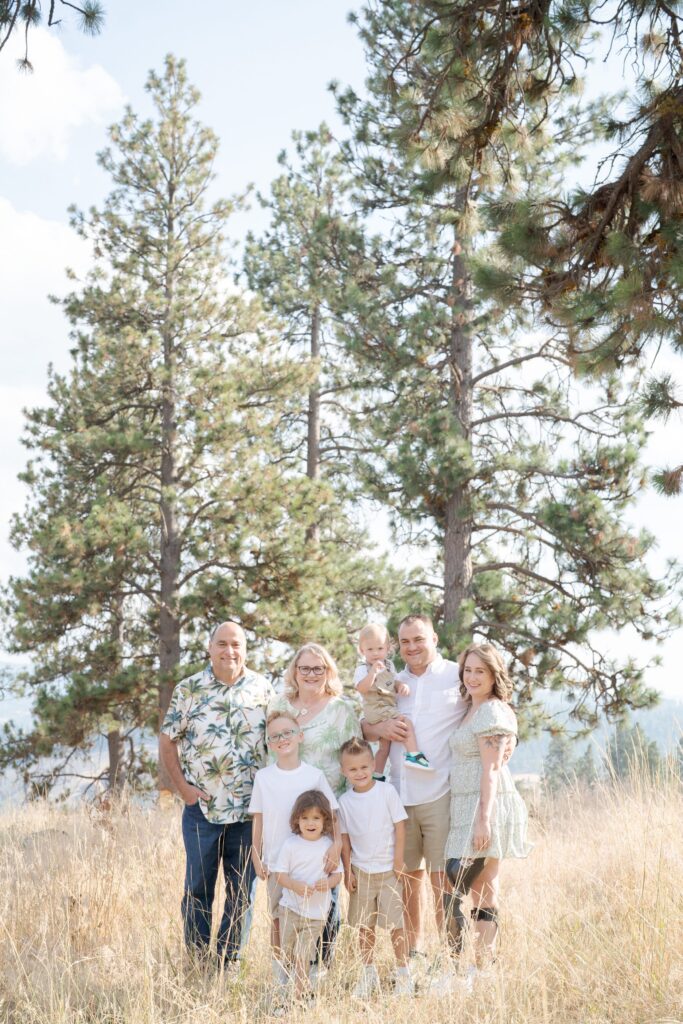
left=443, top=216, right=473, bottom=630
left=305, top=305, right=322, bottom=544
left=108, top=602, right=125, bottom=793
left=158, top=189, right=181, bottom=794
left=107, top=724, right=124, bottom=792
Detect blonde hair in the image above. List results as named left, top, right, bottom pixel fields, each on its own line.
left=458, top=643, right=513, bottom=703
left=283, top=643, right=342, bottom=699
left=358, top=622, right=391, bottom=652
left=266, top=709, right=301, bottom=731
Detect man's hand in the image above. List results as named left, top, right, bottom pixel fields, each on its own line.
left=182, top=783, right=209, bottom=805
left=344, top=869, right=357, bottom=894
left=375, top=716, right=410, bottom=743
left=324, top=841, right=342, bottom=874
left=396, top=682, right=410, bottom=697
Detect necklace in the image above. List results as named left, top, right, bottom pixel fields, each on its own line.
left=296, top=695, right=326, bottom=718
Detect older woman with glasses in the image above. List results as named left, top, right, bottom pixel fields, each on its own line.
left=267, top=642, right=362, bottom=981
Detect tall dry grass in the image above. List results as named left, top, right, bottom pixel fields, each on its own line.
left=0, top=767, right=681, bottom=1024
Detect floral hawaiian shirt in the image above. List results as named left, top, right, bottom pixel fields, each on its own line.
left=161, top=665, right=275, bottom=824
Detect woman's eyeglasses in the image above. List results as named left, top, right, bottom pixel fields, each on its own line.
left=296, top=665, right=325, bottom=677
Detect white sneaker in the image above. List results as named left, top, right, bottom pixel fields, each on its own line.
left=352, top=964, right=380, bottom=999
left=308, top=962, right=328, bottom=990
left=392, top=970, right=415, bottom=997
left=428, top=967, right=470, bottom=996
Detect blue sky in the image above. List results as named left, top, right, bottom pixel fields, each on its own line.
left=0, top=1, right=681, bottom=700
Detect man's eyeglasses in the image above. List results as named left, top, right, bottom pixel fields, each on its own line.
left=296, top=665, right=325, bottom=677
left=268, top=728, right=299, bottom=743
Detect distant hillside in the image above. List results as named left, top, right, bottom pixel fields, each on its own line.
left=513, top=696, right=683, bottom=775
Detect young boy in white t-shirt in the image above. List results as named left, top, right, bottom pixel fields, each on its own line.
left=338, top=737, right=414, bottom=998
left=249, top=712, right=339, bottom=988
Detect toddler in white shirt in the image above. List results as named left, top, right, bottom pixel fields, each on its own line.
left=354, top=623, right=431, bottom=777
left=273, top=790, right=342, bottom=1003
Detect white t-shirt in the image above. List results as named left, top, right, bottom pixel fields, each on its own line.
left=389, top=655, right=466, bottom=807
left=353, top=658, right=397, bottom=686
left=273, top=834, right=333, bottom=920
left=338, top=780, right=408, bottom=873
left=248, top=761, right=338, bottom=868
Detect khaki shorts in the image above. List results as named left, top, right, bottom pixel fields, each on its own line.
left=404, top=791, right=450, bottom=873
left=348, top=868, right=404, bottom=930
left=279, top=907, right=326, bottom=963
left=266, top=873, right=283, bottom=916
left=363, top=702, right=402, bottom=725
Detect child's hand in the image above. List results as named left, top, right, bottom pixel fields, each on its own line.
left=324, top=841, right=341, bottom=873
left=294, top=881, right=311, bottom=898
left=312, top=877, right=331, bottom=893
left=251, top=852, right=267, bottom=881
left=344, top=870, right=357, bottom=894
left=371, top=659, right=386, bottom=674
left=396, top=682, right=410, bottom=696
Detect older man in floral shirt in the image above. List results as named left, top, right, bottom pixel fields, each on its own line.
left=160, top=621, right=274, bottom=966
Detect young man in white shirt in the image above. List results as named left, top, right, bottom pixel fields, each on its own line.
left=363, top=614, right=516, bottom=963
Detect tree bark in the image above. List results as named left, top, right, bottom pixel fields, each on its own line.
left=305, top=304, right=322, bottom=544
left=158, top=179, right=181, bottom=793
left=443, top=211, right=474, bottom=629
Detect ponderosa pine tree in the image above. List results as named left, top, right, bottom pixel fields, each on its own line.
left=0, top=1, right=104, bottom=69
left=243, top=126, right=400, bottom=661
left=3, top=56, right=363, bottom=794
left=334, top=2, right=681, bottom=727
left=344, top=0, right=683, bottom=492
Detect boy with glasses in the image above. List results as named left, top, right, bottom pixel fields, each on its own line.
left=249, top=711, right=339, bottom=990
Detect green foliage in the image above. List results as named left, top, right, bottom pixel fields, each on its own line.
left=333, top=0, right=682, bottom=731
left=0, top=1, right=104, bottom=70
left=2, top=58, right=390, bottom=796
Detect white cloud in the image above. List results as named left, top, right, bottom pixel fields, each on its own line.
left=0, top=27, right=124, bottom=164
left=0, top=196, right=91, bottom=385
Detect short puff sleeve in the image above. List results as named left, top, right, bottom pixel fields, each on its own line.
left=472, top=699, right=517, bottom=738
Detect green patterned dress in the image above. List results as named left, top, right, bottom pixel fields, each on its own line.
left=444, top=698, right=532, bottom=860
left=266, top=694, right=362, bottom=797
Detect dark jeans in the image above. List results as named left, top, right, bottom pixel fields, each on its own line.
left=181, top=802, right=256, bottom=962
left=315, top=884, right=340, bottom=966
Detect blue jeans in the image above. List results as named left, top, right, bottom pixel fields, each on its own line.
left=181, top=802, right=256, bottom=962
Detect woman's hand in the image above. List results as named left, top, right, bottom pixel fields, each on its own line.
left=473, top=818, right=491, bottom=852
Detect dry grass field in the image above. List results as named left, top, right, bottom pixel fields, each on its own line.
left=0, top=768, right=681, bottom=1024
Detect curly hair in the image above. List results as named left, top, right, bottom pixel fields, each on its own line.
left=458, top=643, right=513, bottom=703
left=289, top=789, right=335, bottom=837
left=282, top=643, right=342, bottom=699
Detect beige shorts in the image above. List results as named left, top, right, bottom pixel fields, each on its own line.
left=363, top=702, right=402, bottom=725
left=279, top=907, right=326, bottom=963
left=347, top=868, right=404, bottom=930
left=404, top=791, right=450, bottom=873
left=266, top=873, right=283, bottom=916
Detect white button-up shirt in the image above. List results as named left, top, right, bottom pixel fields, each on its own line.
left=388, top=654, right=466, bottom=807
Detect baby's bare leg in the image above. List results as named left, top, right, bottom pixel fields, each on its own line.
left=374, top=737, right=391, bottom=775
left=396, top=714, right=419, bottom=752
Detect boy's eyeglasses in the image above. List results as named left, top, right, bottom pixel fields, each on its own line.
left=296, top=665, right=325, bottom=676
left=268, top=728, right=299, bottom=743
